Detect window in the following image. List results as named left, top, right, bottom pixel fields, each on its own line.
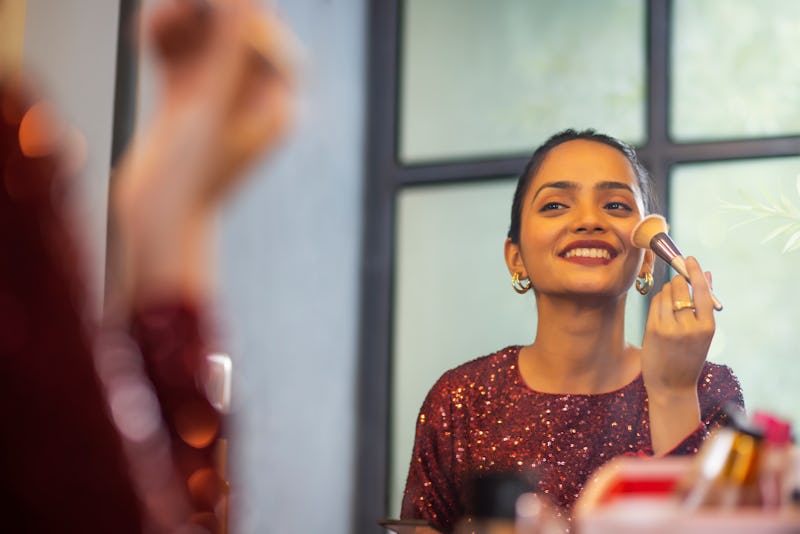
left=671, top=157, right=800, bottom=425
left=671, top=0, right=800, bottom=141
left=399, top=0, right=645, bottom=162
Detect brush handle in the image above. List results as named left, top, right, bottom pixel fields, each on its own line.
left=649, top=233, right=723, bottom=311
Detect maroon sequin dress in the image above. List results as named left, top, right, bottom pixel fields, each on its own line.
left=401, top=345, right=744, bottom=532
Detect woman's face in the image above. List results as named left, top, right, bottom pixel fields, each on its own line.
left=506, top=139, right=650, bottom=300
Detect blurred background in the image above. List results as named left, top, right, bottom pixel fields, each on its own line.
left=3, top=1, right=799, bottom=533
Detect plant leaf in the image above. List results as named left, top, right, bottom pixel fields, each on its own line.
left=760, top=188, right=778, bottom=208
left=729, top=215, right=770, bottom=231
left=722, top=179, right=800, bottom=254
left=719, top=199, right=753, bottom=212
left=738, top=189, right=759, bottom=205
left=761, top=223, right=795, bottom=243
left=782, top=230, right=800, bottom=253
left=780, top=194, right=797, bottom=214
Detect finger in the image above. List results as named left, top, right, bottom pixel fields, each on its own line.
left=216, top=10, right=298, bottom=176
left=647, top=279, right=673, bottom=329
left=148, top=0, right=214, bottom=64
left=685, top=256, right=714, bottom=321
left=668, top=271, right=696, bottom=322
left=241, top=7, right=303, bottom=83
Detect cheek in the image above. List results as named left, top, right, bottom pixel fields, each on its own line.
left=518, top=223, right=560, bottom=271
left=519, top=221, right=552, bottom=252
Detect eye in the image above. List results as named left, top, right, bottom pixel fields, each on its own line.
left=540, top=201, right=567, bottom=212
left=604, top=201, right=633, bottom=212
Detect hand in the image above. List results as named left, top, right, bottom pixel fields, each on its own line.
left=109, top=0, right=298, bottom=309
left=640, top=256, right=716, bottom=453
left=118, top=0, right=296, bottom=216
left=641, top=256, right=715, bottom=394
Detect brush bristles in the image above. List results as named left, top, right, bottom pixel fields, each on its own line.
left=630, top=214, right=669, bottom=249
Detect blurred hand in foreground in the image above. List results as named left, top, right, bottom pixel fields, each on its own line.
left=112, top=0, right=299, bottom=307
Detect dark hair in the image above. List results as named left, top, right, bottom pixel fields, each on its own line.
left=507, top=129, right=657, bottom=243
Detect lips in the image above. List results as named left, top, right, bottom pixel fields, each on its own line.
left=559, top=240, right=618, bottom=263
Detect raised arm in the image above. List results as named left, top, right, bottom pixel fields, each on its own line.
left=640, top=256, right=718, bottom=455
left=110, top=0, right=296, bottom=312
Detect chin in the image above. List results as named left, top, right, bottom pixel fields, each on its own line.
left=563, top=286, right=629, bottom=300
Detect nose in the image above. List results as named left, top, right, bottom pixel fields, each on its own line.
left=571, top=203, right=605, bottom=234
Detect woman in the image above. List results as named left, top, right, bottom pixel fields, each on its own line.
left=400, top=129, right=743, bottom=532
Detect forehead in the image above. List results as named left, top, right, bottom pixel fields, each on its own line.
left=530, top=139, right=639, bottom=191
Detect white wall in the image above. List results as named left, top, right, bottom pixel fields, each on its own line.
left=23, top=0, right=120, bottom=311
left=217, top=2, right=365, bottom=530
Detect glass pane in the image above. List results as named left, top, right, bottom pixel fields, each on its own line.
left=399, top=0, right=645, bottom=164
left=671, top=0, right=800, bottom=141
left=671, top=158, right=800, bottom=431
left=389, top=180, right=648, bottom=516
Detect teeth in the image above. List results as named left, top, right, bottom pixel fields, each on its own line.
left=564, top=248, right=611, bottom=259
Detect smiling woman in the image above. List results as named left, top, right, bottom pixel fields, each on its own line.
left=399, top=129, right=745, bottom=533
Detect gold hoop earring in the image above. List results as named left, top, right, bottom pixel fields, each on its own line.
left=511, top=272, right=533, bottom=294
left=635, top=272, right=653, bottom=295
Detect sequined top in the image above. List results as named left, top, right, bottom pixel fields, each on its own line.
left=401, top=345, right=744, bottom=533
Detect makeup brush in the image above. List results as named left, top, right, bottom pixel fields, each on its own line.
left=631, top=215, right=723, bottom=311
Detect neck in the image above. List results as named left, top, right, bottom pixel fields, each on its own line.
left=519, top=294, right=639, bottom=394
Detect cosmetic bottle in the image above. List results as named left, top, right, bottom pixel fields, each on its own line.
left=783, top=442, right=800, bottom=511
left=681, top=404, right=765, bottom=510
left=454, top=471, right=564, bottom=534
left=682, top=425, right=738, bottom=511
left=719, top=423, right=764, bottom=509
left=752, top=411, right=793, bottom=510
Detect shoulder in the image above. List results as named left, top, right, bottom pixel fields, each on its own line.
left=698, top=360, right=745, bottom=410
left=422, top=346, right=521, bottom=406
left=439, top=345, right=521, bottom=385
left=698, top=361, right=741, bottom=390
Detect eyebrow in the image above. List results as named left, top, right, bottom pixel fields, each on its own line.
left=531, top=180, right=636, bottom=202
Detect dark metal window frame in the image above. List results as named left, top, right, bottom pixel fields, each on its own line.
left=110, top=0, right=140, bottom=170
left=105, top=0, right=140, bottom=300
left=354, top=0, right=800, bottom=531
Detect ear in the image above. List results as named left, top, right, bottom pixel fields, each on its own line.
left=638, top=249, right=655, bottom=278
left=504, top=237, right=528, bottom=278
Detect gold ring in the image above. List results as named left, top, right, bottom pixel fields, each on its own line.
left=672, top=300, right=695, bottom=312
